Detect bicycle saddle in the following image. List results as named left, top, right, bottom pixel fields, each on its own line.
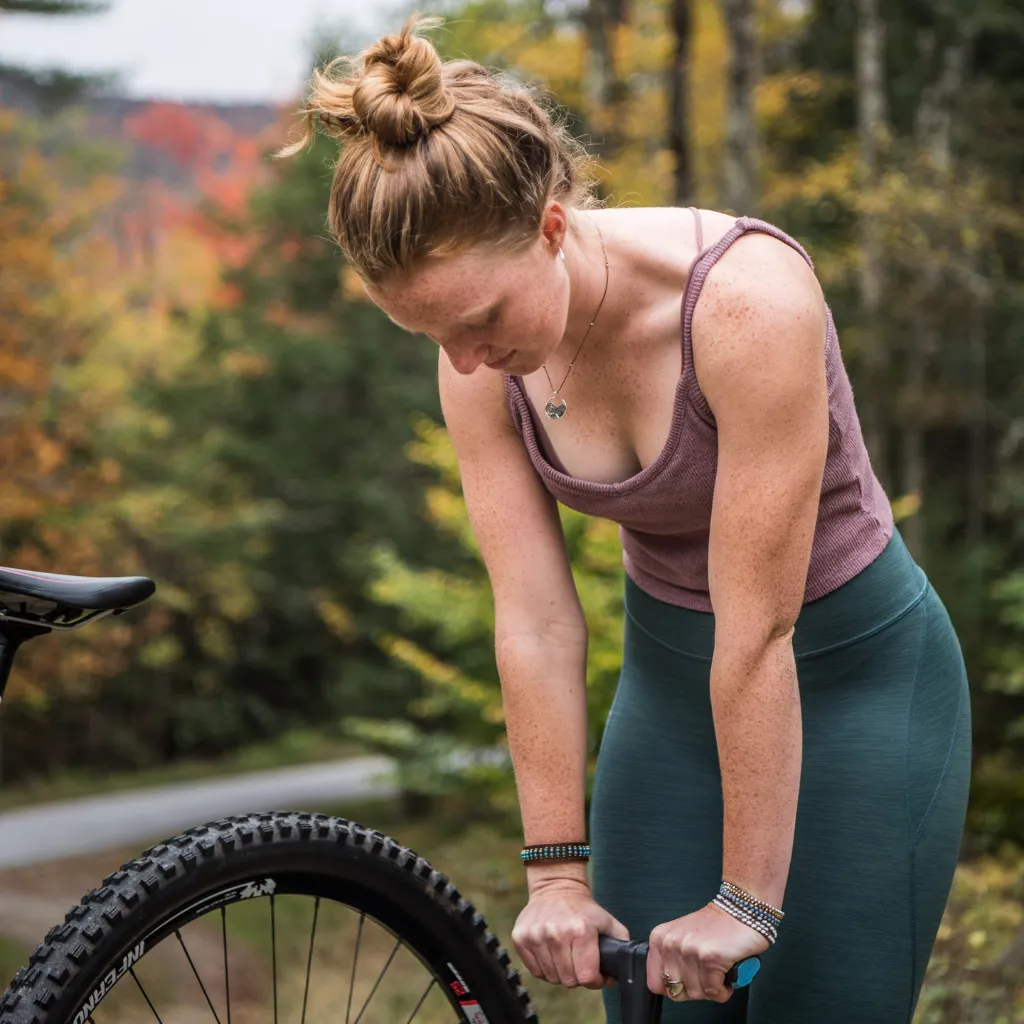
left=0, top=566, right=156, bottom=618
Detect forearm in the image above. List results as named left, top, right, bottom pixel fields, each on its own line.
left=710, top=631, right=802, bottom=910
left=496, top=622, right=590, bottom=893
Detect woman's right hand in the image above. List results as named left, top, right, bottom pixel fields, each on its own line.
left=511, top=878, right=630, bottom=990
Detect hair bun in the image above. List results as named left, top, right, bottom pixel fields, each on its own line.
left=354, top=17, right=455, bottom=147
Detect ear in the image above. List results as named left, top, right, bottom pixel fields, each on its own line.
left=538, top=200, right=570, bottom=258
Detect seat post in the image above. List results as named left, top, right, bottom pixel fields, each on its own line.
left=0, top=622, right=51, bottom=703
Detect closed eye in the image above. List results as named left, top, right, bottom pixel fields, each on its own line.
left=470, top=305, right=502, bottom=331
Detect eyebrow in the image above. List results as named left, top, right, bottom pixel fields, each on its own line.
left=387, top=301, right=501, bottom=334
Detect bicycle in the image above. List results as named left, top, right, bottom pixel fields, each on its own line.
left=0, top=565, right=760, bottom=1024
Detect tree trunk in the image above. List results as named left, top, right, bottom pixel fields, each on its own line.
left=720, top=0, right=759, bottom=215
left=668, top=0, right=695, bottom=205
left=966, top=263, right=986, bottom=551
left=581, top=0, right=630, bottom=159
left=856, top=0, right=889, bottom=490
left=901, top=37, right=967, bottom=564
left=966, top=249, right=987, bottom=640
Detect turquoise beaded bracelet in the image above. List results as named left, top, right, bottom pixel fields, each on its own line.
left=519, top=842, right=591, bottom=865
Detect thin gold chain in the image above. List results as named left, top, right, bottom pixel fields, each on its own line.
left=542, top=219, right=610, bottom=404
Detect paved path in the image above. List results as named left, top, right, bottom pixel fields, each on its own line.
left=0, top=756, right=398, bottom=869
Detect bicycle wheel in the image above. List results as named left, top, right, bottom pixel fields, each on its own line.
left=0, top=811, right=536, bottom=1024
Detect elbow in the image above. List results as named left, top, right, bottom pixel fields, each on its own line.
left=766, top=618, right=796, bottom=646
left=714, top=611, right=798, bottom=670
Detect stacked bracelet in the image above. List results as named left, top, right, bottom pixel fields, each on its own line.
left=710, top=880, right=784, bottom=945
left=519, top=842, right=590, bottom=865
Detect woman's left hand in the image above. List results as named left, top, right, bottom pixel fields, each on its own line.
left=646, top=903, right=771, bottom=1003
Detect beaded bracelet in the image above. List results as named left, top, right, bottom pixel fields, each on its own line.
left=720, top=880, right=785, bottom=921
left=719, top=888, right=784, bottom=926
left=519, top=842, right=590, bottom=865
left=711, top=895, right=778, bottom=945
left=710, top=881, right=784, bottom=945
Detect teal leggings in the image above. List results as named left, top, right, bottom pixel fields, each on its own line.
left=590, top=529, right=972, bottom=1023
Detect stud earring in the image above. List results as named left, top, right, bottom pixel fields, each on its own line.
left=558, top=247, right=566, bottom=262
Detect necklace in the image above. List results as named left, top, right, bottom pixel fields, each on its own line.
left=542, top=219, right=610, bottom=420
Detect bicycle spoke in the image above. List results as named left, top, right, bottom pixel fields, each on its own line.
left=129, top=967, right=165, bottom=1024
left=176, top=928, right=223, bottom=1024
left=300, top=896, right=320, bottom=1024
left=64, top=891, right=479, bottom=1024
left=345, top=912, right=365, bottom=1024
left=404, top=977, right=439, bottom=1023
left=222, top=906, right=232, bottom=1024
left=270, top=894, right=278, bottom=1024
left=353, top=936, right=401, bottom=1024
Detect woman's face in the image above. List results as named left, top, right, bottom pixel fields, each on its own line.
left=364, top=212, right=570, bottom=378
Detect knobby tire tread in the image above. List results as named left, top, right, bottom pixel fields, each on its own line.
left=0, top=811, right=536, bottom=1024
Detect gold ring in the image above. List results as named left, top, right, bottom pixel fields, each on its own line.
left=661, top=971, right=686, bottom=1000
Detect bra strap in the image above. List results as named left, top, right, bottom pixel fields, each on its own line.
left=688, top=206, right=704, bottom=253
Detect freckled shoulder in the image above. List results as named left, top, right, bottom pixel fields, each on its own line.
left=689, top=231, right=826, bottom=386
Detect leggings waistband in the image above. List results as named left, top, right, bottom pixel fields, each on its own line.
left=623, top=527, right=928, bottom=662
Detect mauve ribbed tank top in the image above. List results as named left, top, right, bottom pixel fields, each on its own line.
left=503, top=210, right=894, bottom=612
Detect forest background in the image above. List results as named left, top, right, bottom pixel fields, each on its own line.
left=2, top=0, right=1024, bottom=1017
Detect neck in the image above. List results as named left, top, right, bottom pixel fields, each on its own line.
left=553, top=211, right=610, bottom=371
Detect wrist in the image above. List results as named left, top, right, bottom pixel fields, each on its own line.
left=525, top=862, right=591, bottom=896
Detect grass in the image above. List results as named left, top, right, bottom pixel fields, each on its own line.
left=0, top=727, right=370, bottom=813
left=0, top=941, right=26, bottom=992
left=914, top=842, right=1024, bottom=1023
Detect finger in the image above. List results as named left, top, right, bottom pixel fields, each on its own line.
left=533, top=941, right=562, bottom=986
left=657, top=950, right=693, bottom=1003
left=645, top=936, right=665, bottom=995
left=512, top=932, right=543, bottom=982
left=598, top=916, right=630, bottom=989
left=700, top=958, right=735, bottom=1004
left=678, top=947, right=704, bottom=1002
left=544, top=927, right=580, bottom=988
left=572, top=932, right=603, bottom=990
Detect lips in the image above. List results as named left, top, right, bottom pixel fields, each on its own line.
left=485, top=350, right=515, bottom=370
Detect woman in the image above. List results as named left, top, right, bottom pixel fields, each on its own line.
left=283, top=15, right=972, bottom=1022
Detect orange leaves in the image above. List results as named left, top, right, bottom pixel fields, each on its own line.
left=124, top=102, right=221, bottom=168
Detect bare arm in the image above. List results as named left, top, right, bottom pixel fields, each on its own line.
left=439, top=353, right=591, bottom=892
left=694, top=234, right=830, bottom=909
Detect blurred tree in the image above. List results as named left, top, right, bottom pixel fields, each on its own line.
left=85, top=120, right=448, bottom=762
left=2, top=0, right=1024, bottom=861
left=720, top=0, right=758, bottom=213
left=0, top=1, right=114, bottom=111
left=668, top=0, right=695, bottom=203
left=580, top=0, right=631, bottom=158
left=355, top=414, right=625, bottom=815
left=854, top=0, right=890, bottom=485
left=0, top=106, right=159, bottom=771
left=757, top=0, right=1024, bottom=813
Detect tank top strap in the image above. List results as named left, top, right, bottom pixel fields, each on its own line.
left=678, top=215, right=817, bottom=423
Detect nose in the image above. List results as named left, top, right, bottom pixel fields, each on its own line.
left=447, top=342, right=491, bottom=375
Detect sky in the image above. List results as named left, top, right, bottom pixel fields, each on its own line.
left=0, top=0, right=410, bottom=104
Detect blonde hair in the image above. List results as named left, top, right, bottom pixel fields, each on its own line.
left=279, top=13, right=601, bottom=282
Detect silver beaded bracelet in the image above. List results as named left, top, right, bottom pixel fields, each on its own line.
left=711, top=895, right=778, bottom=944
left=710, top=880, right=784, bottom=945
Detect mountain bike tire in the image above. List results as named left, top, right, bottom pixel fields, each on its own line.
left=0, top=811, right=537, bottom=1024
